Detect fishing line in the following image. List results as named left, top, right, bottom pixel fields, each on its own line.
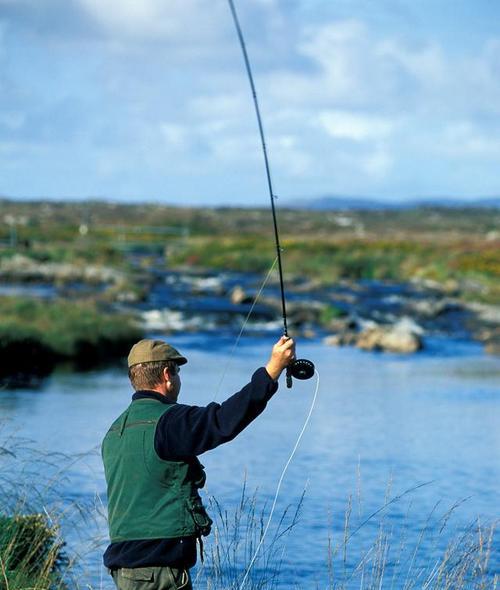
left=235, top=369, right=320, bottom=590
left=227, top=0, right=315, bottom=389
left=212, top=256, right=278, bottom=402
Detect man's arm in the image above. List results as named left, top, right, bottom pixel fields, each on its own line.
left=155, top=337, right=295, bottom=459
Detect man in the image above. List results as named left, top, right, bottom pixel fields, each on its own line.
left=102, top=335, right=295, bottom=590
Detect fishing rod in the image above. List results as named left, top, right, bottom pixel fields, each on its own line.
left=227, top=0, right=314, bottom=388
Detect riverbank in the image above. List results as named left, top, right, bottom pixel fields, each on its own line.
left=0, top=297, right=142, bottom=387
left=1, top=200, right=498, bottom=384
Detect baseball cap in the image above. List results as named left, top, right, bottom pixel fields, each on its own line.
left=127, top=339, right=188, bottom=368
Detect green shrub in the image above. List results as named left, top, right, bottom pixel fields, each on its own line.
left=0, top=513, right=67, bottom=590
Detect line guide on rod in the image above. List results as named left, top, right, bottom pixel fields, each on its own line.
left=227, top=0, right=315, bottom=388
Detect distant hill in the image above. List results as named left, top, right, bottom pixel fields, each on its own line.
left=285, top=195, right=500, bottom=211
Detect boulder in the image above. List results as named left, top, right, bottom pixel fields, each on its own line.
left=323, top=331, right=359, bottom=347
left=474, top=325, right=500, bottom=356
left=0, top=254, right=124, bottom=284
left=286, top=301, right=328, bottom=328
left=324, top=316, right=423, bottom=354
left=230, top=286, right=254, bottom=305
left=357, top=318, right=423, bottom=353
left=407, top=298, right=460, bottom=318
left=485, top=340, right=500, bottom=355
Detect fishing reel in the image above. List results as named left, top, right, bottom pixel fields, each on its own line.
left=286, top=358, right=315, bottom=388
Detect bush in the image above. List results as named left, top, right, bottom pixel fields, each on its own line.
left=0, top=513, right=67, bottom=590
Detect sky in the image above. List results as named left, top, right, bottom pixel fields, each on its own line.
left=1, top=0, right=500, bottom=206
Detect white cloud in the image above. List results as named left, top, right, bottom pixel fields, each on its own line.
left=77, top=0, right=227, bottom=43
left=160, top=123, right=189, bottom=149
left=439, top=121, right=500, bottom=158
left=376, top=40, right=447, bottom=87
left=295, top=20, right=372, bottom=103
left=317, top=110, right=395, bottom=141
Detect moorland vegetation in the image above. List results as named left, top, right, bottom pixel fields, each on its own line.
left=0, top=199, right=498, bottom=382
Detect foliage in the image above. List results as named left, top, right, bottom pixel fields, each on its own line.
left=168, top=235, right=500, bottom=303
left=0, top=297, right=143, bottom=385
left=1, top=199, right=499, bottom=304
left=0, top=513, right=67, bottom=590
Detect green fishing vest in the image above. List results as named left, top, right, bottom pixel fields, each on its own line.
left=101, top=398, right=212, bottom=543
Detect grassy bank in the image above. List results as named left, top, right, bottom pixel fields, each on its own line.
left=1, top=200, right=498, bottom=304
left=0, top=201, right=498, bottom=382
left=169, top=235, right=500, bottom=303
left=0, top=297, right=142, bottom=385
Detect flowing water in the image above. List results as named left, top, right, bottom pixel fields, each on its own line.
left=1, top=333, right=499, bottom=588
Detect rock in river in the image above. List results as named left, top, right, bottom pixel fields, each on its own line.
left=357, top=318, right=423, bottom=353
left=325, top=317, right=423, bottom=354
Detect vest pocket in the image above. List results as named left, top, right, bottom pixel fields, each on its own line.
left=186, top=497, right=213, bottom=536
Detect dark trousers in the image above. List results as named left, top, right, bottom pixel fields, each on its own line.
left=110, top=567, right=192, bottom=590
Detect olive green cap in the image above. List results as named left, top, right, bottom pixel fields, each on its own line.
left=127, top=339, right=188, bottom=368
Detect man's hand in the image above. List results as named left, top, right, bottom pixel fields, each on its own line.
left=265, top=336, right=296, bottom=381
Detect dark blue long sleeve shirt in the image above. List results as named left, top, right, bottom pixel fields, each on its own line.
left=103, top=367, right=278, bottom=569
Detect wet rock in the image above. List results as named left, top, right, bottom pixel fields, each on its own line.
left=326, top=316, right=359, bottom=333
left=116, top=290, right=142, bottom=303
left=463, top=302, right=500, bottom=355
left=286, top=301, right=327, bottom=328
left=406, top=298, right=462, bottom=318
left=474, top=325, right=500, bottom=356
left=191, top=276, right=225, bottom=296
left=410, top=278, right=459, bottom=296
left=324, top=317, right=423, bottom=354
left=357, top=318, right=423, bottom=353
left=323, top=331, right=359, bottom=347
left=466, top=302, right=500, bottom=324
left=140, top=309, right=214, bottom=332
left=301, top=328, right=317, bottom=340
left=289, top=278, right=323, bottom=293
left=485, top=340, right=500, bottom=355
left=230, top=285, right=254, bottom=305
left=0, top=254, right=124, bottom=284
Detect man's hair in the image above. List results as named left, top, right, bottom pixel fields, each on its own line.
left=128, top=360, right=177, bottom=391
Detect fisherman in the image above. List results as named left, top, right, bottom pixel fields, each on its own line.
left=102, top=335, right=295, bottom=590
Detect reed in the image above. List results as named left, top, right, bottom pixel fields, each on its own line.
left=0, top=430, right=496, bottom=589
left=196, top=480, right=497, bottom=590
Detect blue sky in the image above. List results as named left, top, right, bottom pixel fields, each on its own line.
left=1, top=0, right=500, bottom=206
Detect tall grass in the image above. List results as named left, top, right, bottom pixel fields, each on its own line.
left=1, top=428, right=497, bottom=589
left=0, top=430, right=105, bottom=590
left=195, top=482, right=305, bottom=590
left=195, top=481, right=497, bottom=590
left=325, top=483, right=498, bottom=590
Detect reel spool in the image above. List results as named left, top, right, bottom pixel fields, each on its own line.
left=286, top=358, right=315, bottom=388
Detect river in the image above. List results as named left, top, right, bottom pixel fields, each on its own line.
left=1, top=333, right=499, bottom=589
